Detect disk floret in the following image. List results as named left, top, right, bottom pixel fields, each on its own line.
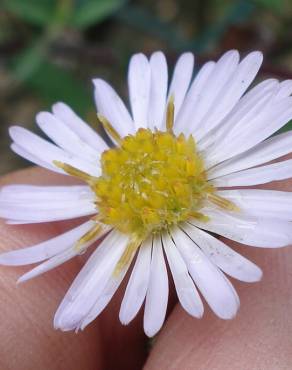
left=91, top=128, right=213, bottom=239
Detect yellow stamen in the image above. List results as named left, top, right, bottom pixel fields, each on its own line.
left=74, top=222, right=103, bottom=252
left=97, top=113, right=122, bottom=144
left=53, top=108, right=239, bottom=273
left=207, top=193, right=240, bottom=212
left=188, top=211, right=210, bottom=222
left=114, top=237, right=142, bottom=276
left=91, top=127, right=212, bottom=238
left=53, top=161, right=94, bottom=183
left=166, top=95, right=175, bottom=134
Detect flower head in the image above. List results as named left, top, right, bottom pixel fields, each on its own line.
left=1, top=50, right=292, bottom=337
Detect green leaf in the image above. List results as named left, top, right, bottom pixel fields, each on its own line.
left=254, top=0, right=285, bottom=12
left=26, top=62, right=92, bottom=115
left=188, top=0, right=255, bottom=52
left=12, top=43, right=45, bottom=81
left=12, top=46, right=92, bottom=115
left=3, top=0, right=127, bottom=29
left=115, top=5, right=186, bottom=51
left=274, top=120, right=292, bottom=135
left=2, top=0, right=56, bottom=26
left=116, top=1, right=255, bottom=53
left=72, top=0, right=127, bottom=28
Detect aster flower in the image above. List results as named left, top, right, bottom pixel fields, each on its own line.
left=1, top=50, right=292, bottom=337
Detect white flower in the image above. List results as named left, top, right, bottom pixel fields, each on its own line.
left=1, top=50, right=292, bottom=337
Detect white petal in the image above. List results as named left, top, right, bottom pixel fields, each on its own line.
left=185, top=50, right=239, bottom=139
left=93, top=79, right=134, bottom=138
left=11, top=143, right=62, bottom=173
left=10, top=126, right=101, bottom=177
left=208, top=131, right=292, bottom=179
left=212, top=159, right=292, bottom=187
left=172, top=227, right=239, bottom=319
left=128, top=53, right=151, bottom=129
left=199, top=79, right=278, bottom=153
left=0, top=197, right=96, bottom=222
left=36, top=112, right=100, bottom=162
left=0, top=220, right=95, bottom=265
left=54, top=230, right=129, bottom=331
left=181, top=225, right=262, bottom=282
left=197, top=51, right=263, bottom=140
left=143, top=236, right=169, bottom=337
left=147, top=52, right=168, bottom=130
left=190, top=208, right=292, bottom=248
left=119, top=238, right=152, bottom=325
left=218, top=189, right=292, bottom=221
left=0, top=184, right=92, bottom=202
left=52, top=102, right=108, bottom=152
left=18, top=248, right=77, bottom=283
left=17, top=225, right=111, bottom=283
left=80, top=246, right=136, bottom=331
left=274, top=80, right=292, bottom=100
left=6, top=219, right=39, bottom=225
left=206, top=96, right=292, bottom=166
left=174, top=61, right=215, bottom=133
left=162, top=231, right=204, bottom=317
left=167, top=52, right=194, bottom=121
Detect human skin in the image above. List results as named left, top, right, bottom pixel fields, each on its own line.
left=0, top=166, right=291, bottom=370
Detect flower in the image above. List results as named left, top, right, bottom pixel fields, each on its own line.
left=1, top=50, right=292, bottom=337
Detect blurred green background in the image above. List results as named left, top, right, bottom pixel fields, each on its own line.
left=1, top=0, right=292, bottom=175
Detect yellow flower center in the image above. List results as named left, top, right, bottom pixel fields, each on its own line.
left=53, top=99, right=238, bottom=272
left=91, top=128, right=212, bottom=240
